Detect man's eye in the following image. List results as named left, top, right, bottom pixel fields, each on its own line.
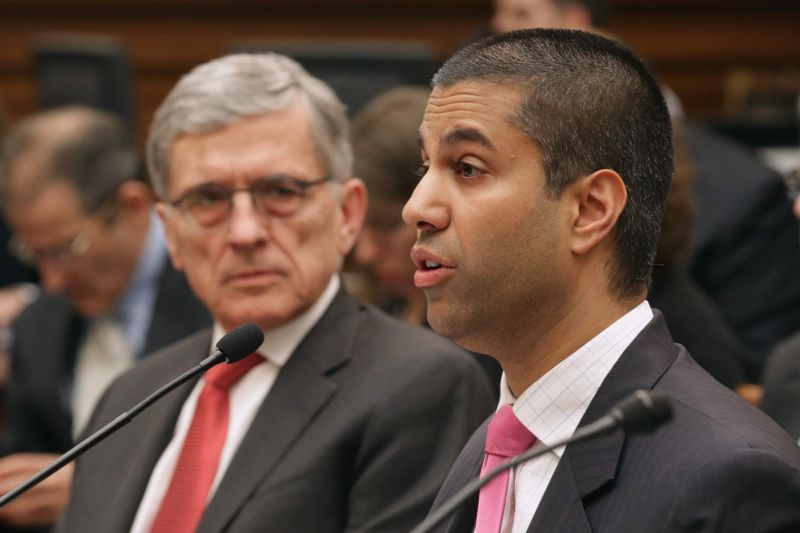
left=185, top=191, right=226, bottom=208
left=259, top=182, right=302, bottom=198
left=458, top=162, right=481, bottom=178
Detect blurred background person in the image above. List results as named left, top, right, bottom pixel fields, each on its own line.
left=649, top=124, right=752, bottom=392
left=350, top=86, right=502, bottom=396
left=761, top=163, right=800, bottom=441
left=0, top=97, right=38, bottom=396
left=350, top=87, right=429, bottom=324
left=0, top=106, right=210, bottom=531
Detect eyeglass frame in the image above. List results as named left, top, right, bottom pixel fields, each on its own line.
left=7, top=196, right=120, bottom=269
left=165, top=174, right=333, bottom=228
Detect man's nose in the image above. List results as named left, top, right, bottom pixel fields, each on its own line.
left=402, top=171, right=449, bottom=232
left=227, top=191, right=269, bottom=248
left=38, top=261, right=69, bottom=293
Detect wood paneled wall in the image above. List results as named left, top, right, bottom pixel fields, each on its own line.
left=0, top=0, right=798, bottom=142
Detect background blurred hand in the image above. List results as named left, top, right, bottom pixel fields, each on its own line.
left=0, top=453, right=72, bottom=527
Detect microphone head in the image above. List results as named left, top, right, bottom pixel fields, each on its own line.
left=609, top=390, right=672, bottom=434
left=216, top=323, right=264, bottom=363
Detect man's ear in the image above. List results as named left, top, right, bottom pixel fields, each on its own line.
left=115, top=180, right=153, bottom=215
left=337, top=178, right=368, bottom=256
left=155, top=202, right=185, bottom=272
left=569, top=169, right=627, bottom=255
left=562, top=3, right=593, bottom=30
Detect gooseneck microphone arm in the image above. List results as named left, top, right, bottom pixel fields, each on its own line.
left=0, top=322, right=264, bottom=508
left=410, top=390, right=672, bottom=533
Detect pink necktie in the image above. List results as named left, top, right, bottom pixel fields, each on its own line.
left=149, top=352, right=264, bottom=533
left=474, top=405, right=536, bottom=533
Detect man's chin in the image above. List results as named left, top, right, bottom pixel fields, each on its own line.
left=217, top=302, right=303, bottom=333
left=72, top=297, right=114, bottom=318
left=427, top=306, right=485, bottom=351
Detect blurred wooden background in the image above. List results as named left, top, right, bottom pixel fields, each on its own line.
left=0, top=0, right=798, bottom=143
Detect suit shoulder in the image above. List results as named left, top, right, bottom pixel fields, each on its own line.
left=657, top=351, right=800, bottom=465
left=664, top=446, right=800, bottom=531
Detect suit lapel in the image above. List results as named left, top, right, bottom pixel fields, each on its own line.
left=101, top=331, right=213, bottom=532
left=198, top=288, right=359, bottom=533
left=437, top=419, right=488, bottom=533
left=527, top=311, right=679, bottom=532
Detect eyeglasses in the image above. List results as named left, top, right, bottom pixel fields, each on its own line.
left=7, top=198, right=118, bottom=268
left=9, top=228, right=93, bottom=268
left=168, top=175, right=332, bottom=228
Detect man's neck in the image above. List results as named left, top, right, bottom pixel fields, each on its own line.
left=502, top=292, right=644, bottom=397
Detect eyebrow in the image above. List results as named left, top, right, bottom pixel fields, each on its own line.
left=418, top=127, right=496, bottom=154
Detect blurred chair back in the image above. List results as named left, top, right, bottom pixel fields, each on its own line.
left=33, top=34, right=136, bottom=131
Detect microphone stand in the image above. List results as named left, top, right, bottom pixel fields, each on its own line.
left=0, top=351, right=226, bottom=508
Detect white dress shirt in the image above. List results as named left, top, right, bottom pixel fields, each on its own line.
left=71, top=212, right=167, bottom=437
left=493, top=300, right=654, bottom=533
left=130, top=276, right=340, bottom=533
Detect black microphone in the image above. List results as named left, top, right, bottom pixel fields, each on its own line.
left=0, top=322, right=264, bottom=508
left=411, top=390, right=672, bottom=533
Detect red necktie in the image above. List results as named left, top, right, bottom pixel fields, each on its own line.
left=149, top=352, right=264, bottom=533
left=474, top=405, right=536, bottom=533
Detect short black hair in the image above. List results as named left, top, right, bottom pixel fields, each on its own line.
left=433, top=29, right=673, bottom=300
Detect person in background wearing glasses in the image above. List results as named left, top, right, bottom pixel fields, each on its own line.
left=0, top=106, right=210, bottom=532
left=58, top=54, right=494, bottom=533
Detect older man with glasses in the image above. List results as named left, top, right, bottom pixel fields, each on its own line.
left=57, top=54, right=494, bottom=533
left=0, top=106, right=211, bottom=532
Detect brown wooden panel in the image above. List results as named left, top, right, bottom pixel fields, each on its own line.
left=0, top=0, right=798, bottom=129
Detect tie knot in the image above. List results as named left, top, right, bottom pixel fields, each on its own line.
left=204, top=352, right=264, bottom=390
left=485, top=405, right=536, bottom=458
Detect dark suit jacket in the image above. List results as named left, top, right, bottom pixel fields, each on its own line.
left=649, top=269, right=750, bottom=389
left=59, top=289, right=495, bottom=533
left=2, top=257, right=211, bottom=455
left=685, top=123, right=800, bottom=372
left=430, top=312, right=800, bottom=533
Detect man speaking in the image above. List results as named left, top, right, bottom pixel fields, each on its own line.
left=59, top=53, right=494, bottom=532
left=404, top=29, right=800, bottom=532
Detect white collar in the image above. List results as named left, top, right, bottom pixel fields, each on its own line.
left=498, top=300, right=654, bottom=457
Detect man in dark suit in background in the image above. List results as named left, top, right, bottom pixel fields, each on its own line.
left=0, top=107, right=210, bottom=530
left=59, top=53, right=494, bottom=533
left=404, top=29, right=800, bottom=532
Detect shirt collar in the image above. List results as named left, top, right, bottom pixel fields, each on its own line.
left=211, top=275, right=340, bottom=368
left=498, top=300, right=654, bottom=457
left=116, top=211, right=167, bottom=320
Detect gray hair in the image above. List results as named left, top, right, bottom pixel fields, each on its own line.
left=147, top=53, right=352, bottom=200
left=0, top=105, right=140, bottom=212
